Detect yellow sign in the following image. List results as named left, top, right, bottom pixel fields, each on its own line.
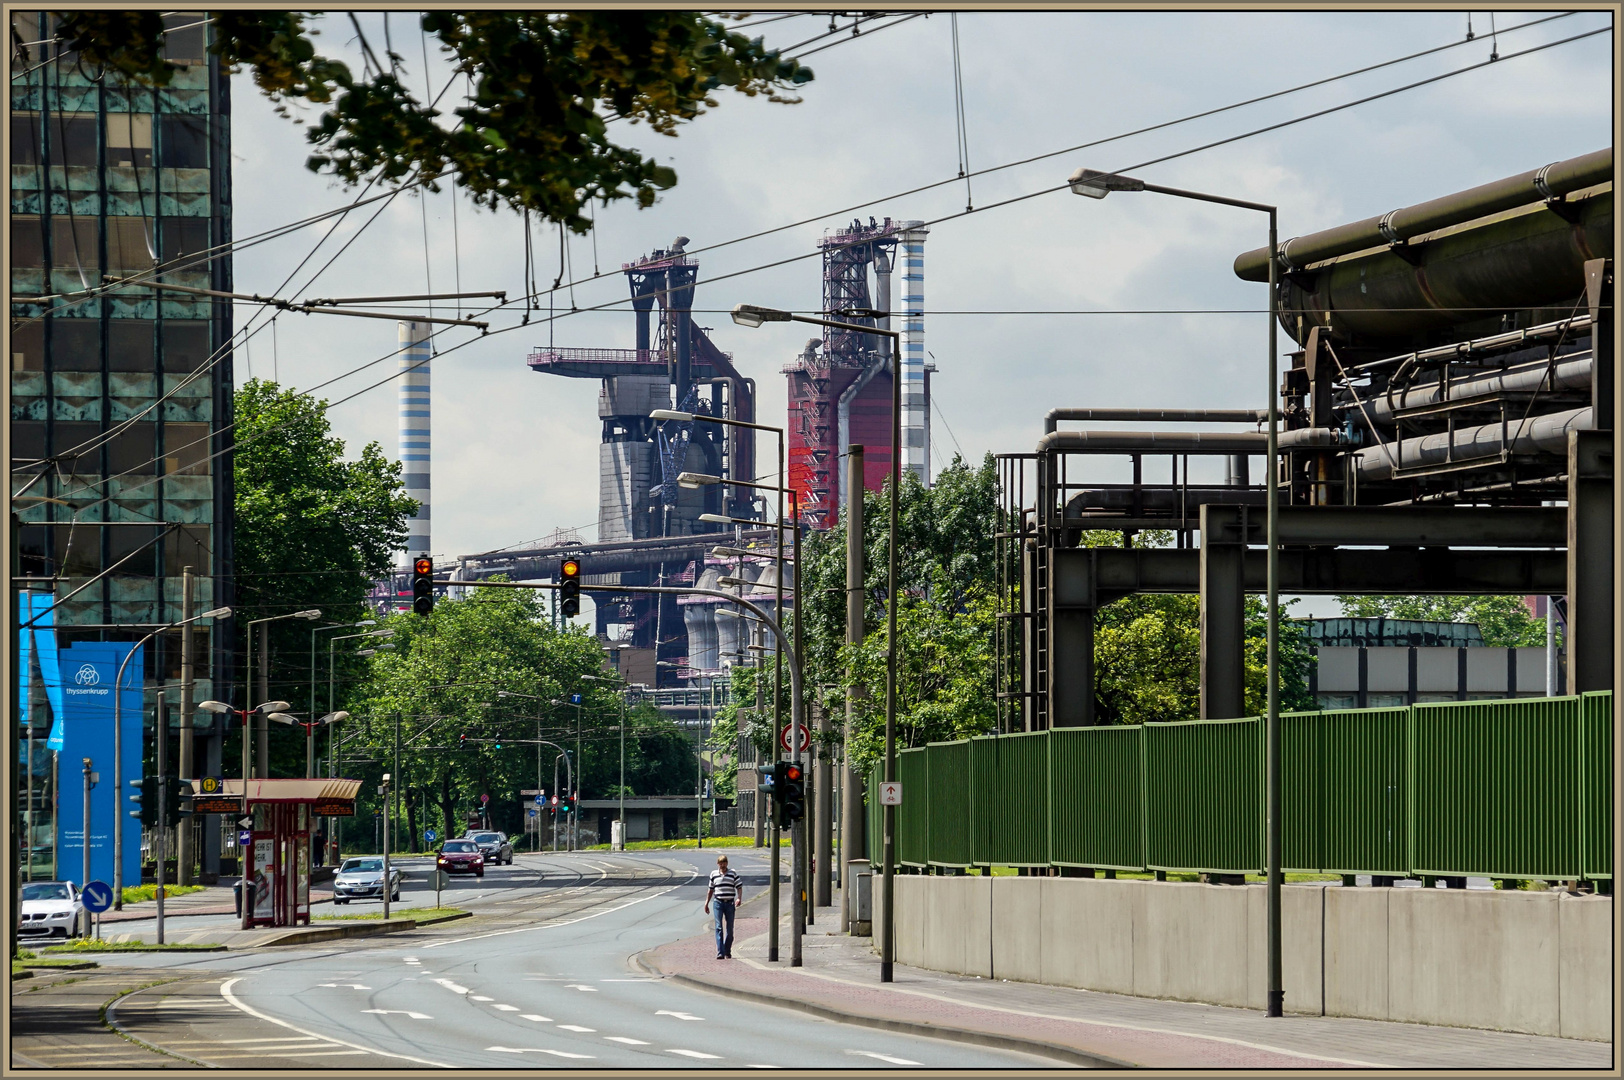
left=199, top=776, right=222, bottom=795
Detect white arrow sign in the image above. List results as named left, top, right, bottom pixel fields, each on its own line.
left=656, top=1010, right=704, bottom=1021
left=361, top=1009, right=432, bottom=1019
left=879, top=781, right=902, bottom=806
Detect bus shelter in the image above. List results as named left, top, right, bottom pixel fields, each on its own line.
left=199, top=778, right=360, bottom=928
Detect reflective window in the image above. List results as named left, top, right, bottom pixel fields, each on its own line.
left=52, top=524, right=102, bottom=577
left=10, top=215, right=43, bottom=267
left=161, top=321, right=211, bottom=372
left=159, top=114, right=206, bottom=169
left=12, top=320, right=44, bottom=371
left=48, top=114, right=97, bottom=167
left=51, top=319, right=100, bottom=371
left=10, top=420, right=46, bottom=462
left=107, top=217, right=155, bottom=273
left=107, top=422, right=157, bottom=476
left=51, top=218, right=99, bottom=272
left=50, top=421, right=101, bottom=472
left=163, top=525, right=210, bottom=577
left=11, top=113, right=40, bottom=166
left=107, top=524, right=161, bottom=576
left=109, top=320, right=156, bottom=372
left=21, top=883, right=70, bottom=902
left=163, top=422, right=211, bottom=475
left=106, top=112, right=153, bottom=168
left=160, top=218, right=208, bottom=265
left=161, top=13, right=206, bottom=64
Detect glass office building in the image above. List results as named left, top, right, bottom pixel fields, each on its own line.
left=10, top=11, right=234, bottom=879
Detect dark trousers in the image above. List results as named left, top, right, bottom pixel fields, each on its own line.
left=712, top=899, right=736, bottom=957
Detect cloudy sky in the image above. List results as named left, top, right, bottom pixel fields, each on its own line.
left=229, top=10, right=1614, bottom=614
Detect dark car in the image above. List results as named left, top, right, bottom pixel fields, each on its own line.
left=437, top=839, right=484, bottom=878
left=467, top=830, right=513, bottom=866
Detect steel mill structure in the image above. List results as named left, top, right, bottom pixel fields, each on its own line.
left=785, top=218, right=932, bottom=529
left=999, top=147, right=1615, bottom=730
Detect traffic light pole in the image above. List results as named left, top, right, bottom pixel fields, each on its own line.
left=155, top=700, right=168, bottom=944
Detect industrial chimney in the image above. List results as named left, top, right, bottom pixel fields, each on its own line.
left=398, top=320, right=432, bottom=565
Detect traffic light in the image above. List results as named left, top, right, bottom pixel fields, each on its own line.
left=560, top=558, right=582, bottom=618
left=768, top=761, right=788, bottom=828
left=558, top=792, right=572, bottom=816
left=459, top=733, right=467, bottom=750
left=412, top=556, right=435, bottom=616
left=164, top=776, right=193, bottom=826
left=781, top=762, right=806, bottom=823
left=129, top=775, right=161, bottom=827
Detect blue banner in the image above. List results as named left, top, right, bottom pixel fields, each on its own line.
left=53, top=642, right=144, bottom=888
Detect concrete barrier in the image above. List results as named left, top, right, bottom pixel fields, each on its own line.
left=894, top=873, right=1613, bottom=1039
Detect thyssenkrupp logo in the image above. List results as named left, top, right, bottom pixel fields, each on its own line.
left=74, top=664, right=100, bottom=686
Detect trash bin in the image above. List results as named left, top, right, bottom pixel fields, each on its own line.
left=233, top=879, right=253, bottom=917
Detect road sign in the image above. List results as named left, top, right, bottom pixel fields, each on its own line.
left=527, top=808, right=537, bottom=818
left=238, top=816, right=253, bottom=828
left=237, top=829, right=252, bottom=848
left=534, top=793, right=544, bottom=804
left=570, top=693, right=582, bottom=705
left=80, top=880, right=114, bottom=913
left=779, top=722, right=810, bottom=754
left=199, top=776, right=223, bottom=795
left=879, top=781, right=903, bottom=806
left=424, top=828, right=437, bottom=843
left=480, top=793, right=489, bottom=804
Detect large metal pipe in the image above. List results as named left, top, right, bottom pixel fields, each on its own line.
left=1067, top=485, right=1267, bottom=513
left=1234, top=148, right=1612, bottom=280
left=1038, top=430, right=1269, bottom=455
left=1352, top=406, right=1592, bottom=481
left=1353, top=355, right=1593, bottom=428
left=1045, top=408, right=1265, bottom=433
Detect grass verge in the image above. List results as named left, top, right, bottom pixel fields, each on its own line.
left=120, top=884, right=207, bottom=905
left=315, top=906, right=464, bottom=922
left=43, top=940, right=226, bottom=953
left=583, top=836, right=785, bottom=852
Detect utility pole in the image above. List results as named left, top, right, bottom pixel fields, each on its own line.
left=753, top=627, right=765, bottom=848
left=381, top=773, right=392, bottom=920
left=81, top=758, right=92, bottom=896
left=394, top=713, right=401, bottom=857
left=176, top=567, right=195, bottom=885
left=256, top=623, right=270, bottom=777
left=840, top=445, right=865, bottom=931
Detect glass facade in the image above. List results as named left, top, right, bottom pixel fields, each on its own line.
left=11, top=11, right=234, bottom=879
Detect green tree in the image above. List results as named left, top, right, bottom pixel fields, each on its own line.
left=52, top=12, right=813, bottom=228
left=233, top=379, right=415, bottom=773
left=1334, top=594, right=1551, bottom=647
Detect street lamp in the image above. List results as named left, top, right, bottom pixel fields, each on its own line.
left=731, top=300, right=901, bottom=979
left=310, top=620, right=375, bottom=777
left=653, top=406, right=793, bottom=963
left=244, top=609, right=323, bottom=777
left=1068, top=164, right=1284, bottom=1018
left=109, top=605, right=232, bottom=911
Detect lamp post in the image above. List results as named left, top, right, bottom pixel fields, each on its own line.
left=197, top=696, right=292, bottom=930
left=244, top=609, right=323, bottom=778
left=1068, top=165, right=1283, bottom=1018
left=730, top=301, right=901, bottom=978
left=310, top=621, right=374, bottom=776
left=110, top=605, right=232, bottom=910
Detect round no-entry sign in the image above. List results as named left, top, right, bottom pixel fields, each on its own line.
left=480, top=793, right=489, bottom=804
left=779, top=723, right=810, bottom=754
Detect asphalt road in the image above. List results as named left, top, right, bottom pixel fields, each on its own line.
left=84, top=848, right=1055, bottom=1069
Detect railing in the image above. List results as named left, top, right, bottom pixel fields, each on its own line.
left=867, top=691, right=1612, bottom=883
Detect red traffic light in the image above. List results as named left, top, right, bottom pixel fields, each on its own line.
left=785, top=764, right=802, bottom=782
left=414, top=557, right=433, bottom=576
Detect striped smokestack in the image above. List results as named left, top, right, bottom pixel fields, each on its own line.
left=398, top=320, right=432, bottom=565
left=899, top=222, right=929, bottom=483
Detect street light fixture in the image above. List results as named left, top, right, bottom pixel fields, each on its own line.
left=244, top=608, right=323, bottom=778
left=729, top=303, right=794, bottom=328
left=1069, top=164, right=1284, bottom=1019
left=310, top=620, right=375, bottom=777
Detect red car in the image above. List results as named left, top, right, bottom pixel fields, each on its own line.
left=437, top=839, right=484, bottom=878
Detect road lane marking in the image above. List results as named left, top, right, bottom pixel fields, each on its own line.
left=206, top=1037, right=324, bottom=1045
left=564, top=984, right=598, bottom=991
left=520, top=1014, right=553, bottom=1023
left=491, top=1004, right=520, bottom=1012
left=604, top=1037, right=649, bottom=1045
left=489, top=1047, right=595, bottom=1058
left=268, top=1050, right=372, bottom=1058
left=667, top=1049, right=722, bottom=1059
left=361, top=1010, right=433, bottom=1020
left=850, top=1051, right=922, bottom=1065
left=423, top=872, right=697, bottom=948
left=217, top=978, right=449, bottom=1069
left=470, top=995, right=495, bottom=1002
left=432, top=979, right=471, bottom=994
left=316, top=984, right=372, bottom=989
left=556, top=1024, right=596, bottom=1032
left=656, top=1010, right=704, bottom=1020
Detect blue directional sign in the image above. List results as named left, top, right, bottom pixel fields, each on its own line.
left=81, top=880, right=114, bottom=913
left=237, top=829, right=252, bottom=849
left=534, top=793, right=544, bottom=805
left=570, top=693, right=582, bottom=705
left=424, top=828, right=438, bottom=843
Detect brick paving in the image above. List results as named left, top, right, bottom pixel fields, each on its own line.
left=642, top=898, right=1614, bottom=1070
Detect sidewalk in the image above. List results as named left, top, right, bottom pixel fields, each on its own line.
left=639, top=895, right=1613, bottom=1070
left=98, top=881, right=333, bottom=924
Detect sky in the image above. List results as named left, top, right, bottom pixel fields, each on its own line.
left=227, top=10, right=1615, bottom=618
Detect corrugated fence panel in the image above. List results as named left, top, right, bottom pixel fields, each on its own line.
left=1282, top=710, right=1323, bottom=873
left=1411, top=697, right=1581, bottom=880
left=926, top=740, right=972, bottom=867
left=970, top=732, right=1049, bottom=866
left=1320, top=707, right=1409, bottom=876
left=1581, top=691, right=1613, bottom=880
left=1146, top=717, right=1263, bottom=874
left=896, top=748, right=930, bottom=866
left=1049, top=726, right=1145, bottom=870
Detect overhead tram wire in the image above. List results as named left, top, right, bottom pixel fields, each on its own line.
left=47, top=22, right=1609, bottom=514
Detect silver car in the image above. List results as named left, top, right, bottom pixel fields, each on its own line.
left=467, top=831, right=513, bottom=866
left=19, top=881, right=88, bottom=939
left=332, top=857, right=404, bottom=904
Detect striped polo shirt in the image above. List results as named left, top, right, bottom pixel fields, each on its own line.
left=708, top=867, right=742, bottom=903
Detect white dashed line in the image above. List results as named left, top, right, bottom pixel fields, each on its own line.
left=519, top=1014, right=553, bottom=1023
left=470, top=995, right=495, bottom=1002
left=849, top=1051, right=922, bottom=1065
left=433, top=979, right=470, bottom=994
left=488, top=1047, right=595, bottom=1059
left=564, top=984, right=599, bottom=991
left=491, top=1004, right=519, bottom=1012
left=316, top=984, right=372, bottom=990
left=655, top=1010, right=704, bottom=1021
left=360, top=1010, right=432, bottom=1020
left=667, top=1049, right=722, bottom=1059
left=604, top=1036, right=649, bottom=1045
left=556, top=1024, right=596, bottom=1033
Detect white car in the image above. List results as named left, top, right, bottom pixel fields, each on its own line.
left=18, top=881, right=88, bottom=939
left=332, top=857, right=405, bottom=904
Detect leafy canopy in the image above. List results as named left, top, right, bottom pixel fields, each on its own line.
left=1334, top=594, right=1551, bottom=648
left=53, top=11, right=814, bottom=229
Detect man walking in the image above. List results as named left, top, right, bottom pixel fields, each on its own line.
left=704, top=853, right=743, bottom=959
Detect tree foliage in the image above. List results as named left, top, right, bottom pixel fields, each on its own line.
left=52, top=11, right=814, bottom=229
left=1334, top=594, right=1551, bottom=648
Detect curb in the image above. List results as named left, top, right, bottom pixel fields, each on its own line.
left=412, top=911, right=473, bottom=928
left=10, top=969, right=34, bottom=981
left=252, top=917, right=419, bottom=947
left=633, top=949, right=1134, bottom=1069
left=43, top=945, right=228, bottom=954
left=19, top=960, right=99, bottom=970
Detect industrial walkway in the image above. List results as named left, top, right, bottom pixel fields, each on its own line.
left=641, top=898, right=1613, bottom=1070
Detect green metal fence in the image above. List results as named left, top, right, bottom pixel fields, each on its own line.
left=869, top=691, right=1611, bottom=883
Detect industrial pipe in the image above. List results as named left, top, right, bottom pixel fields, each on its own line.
left=1043, top=408, right=1265, bottom=433
left=1351, top=406, right=1592, bottom=481
left=1234, top=148, right=1612, bottom=280
left=1351, top=355, right=1593, bottom=428
left=1037, top=430, right=1268, bottom=455
left=1065, top=485, right=1267, bottom=513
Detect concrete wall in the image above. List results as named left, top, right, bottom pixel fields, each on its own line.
left=891, top=874, right=1612, bottom=1040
